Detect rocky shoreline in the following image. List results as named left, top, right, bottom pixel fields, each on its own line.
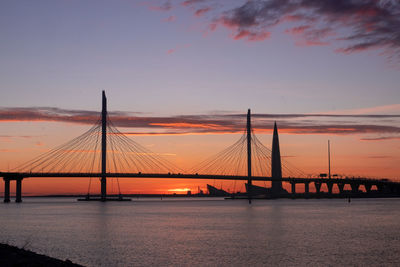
left=0, top=243, right=84, bottom=267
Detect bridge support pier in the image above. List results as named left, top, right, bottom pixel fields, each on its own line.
left=327, top=182, right=333, bottom=195
left=350, top=183, right=360, bottom=194
left=314, top=182, right=321, bottom=194
left=3, top=178, right=10, bottom=203
left=101, top=177, right=106, bottom=201
left=337, top=183, right=345, bottom=194
left=364, top=184, right=372, bottom=194
left=304, top=182, right=309, bottom=196
left=16, top=177, right=22, bottom=203
left=377, top=184, right=385, bottom=193
left=291, top=182, right=296, bottom=194
left=388, top=184, right=396, bottom=193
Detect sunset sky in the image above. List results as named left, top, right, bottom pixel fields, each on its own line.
left=1, top=0, right=399, bottom=195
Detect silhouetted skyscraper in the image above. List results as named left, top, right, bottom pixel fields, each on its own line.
left=271, top=122, right=283, bottom=193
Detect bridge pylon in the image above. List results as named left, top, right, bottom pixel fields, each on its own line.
left=247, top=109, right=252, bottom=204
left=101, top=91, right=107, bottom=201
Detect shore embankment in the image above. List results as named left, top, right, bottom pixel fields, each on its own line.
left=0, top=243, right=84, bottom=267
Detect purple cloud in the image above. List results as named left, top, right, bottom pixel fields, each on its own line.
left=0, top=107, right=399, bottom=138
left=180, top=0, right=400, bottom=59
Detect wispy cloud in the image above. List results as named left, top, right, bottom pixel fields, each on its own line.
left=0, top=135, right=38, bottom=143
left=0, top=107, right=99, bottom=124
left=360, top=136, right=400, bottom=141
left=195, top=7, right=212, bottom=17
left=328, top=104, right=400, bottom=115
left=181, top=0, right=208, bottom=7
left=142, top=1, right=172, bottom=11
left=0, top=135, right=36, bottom=139
left=1, top=107, right=399, bottom=138
left=0, top=149, right=19, bottom=153
left=167, top=48, right=175, bottom=54
left=366, top=155, right=394, bottom=159
left=166, top=43, right=191, bottom=54
left=0, top=107, right=141, bottom=125
left=163, top=15, right=176, bottom=22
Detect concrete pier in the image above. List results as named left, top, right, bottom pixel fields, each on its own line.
left=327, top=182, right=333, bottom=194
left=364, top=184, right=372, bottom=193
left=3, top=178, right=10, bottom=203
left=16, top=178, right=22, bottom=203
left=338, top=183, right=345, bottom=194
left=304, top=182, right=309, bottom=195
left=350, top=183, right=360, bottom=193
left=314, top=182, right=321, bottom=194
left=291, top=182, right=296, bottom=194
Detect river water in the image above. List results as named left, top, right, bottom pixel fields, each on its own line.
left=0, top=197, right=399, bottom=266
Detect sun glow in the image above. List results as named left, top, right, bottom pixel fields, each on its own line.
left=167, top=188, right=192, bottom=192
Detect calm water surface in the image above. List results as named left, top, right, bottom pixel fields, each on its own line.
left=0, top=197, right=399, bottom=266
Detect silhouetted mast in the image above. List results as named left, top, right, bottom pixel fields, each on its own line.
left=247, top=109, right=252, bottom=204
left=101, top=91, right=107, bottom=201
left=328, top=140, right=331, bottom=179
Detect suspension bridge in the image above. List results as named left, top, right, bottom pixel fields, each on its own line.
left=1, top=91, right=400, bottom=203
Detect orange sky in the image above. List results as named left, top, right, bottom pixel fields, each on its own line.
left=0, top=116, right=399, bottom=196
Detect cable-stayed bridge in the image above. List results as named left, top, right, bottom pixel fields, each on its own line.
left=1, top=92, right=400, bottom=203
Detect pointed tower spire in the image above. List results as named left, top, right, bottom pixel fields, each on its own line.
left=271, top=121, right=282, bottom=194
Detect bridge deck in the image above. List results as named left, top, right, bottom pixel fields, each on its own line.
left=0, top=172, right=397, bottom=185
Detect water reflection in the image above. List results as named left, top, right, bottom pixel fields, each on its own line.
left=0, top=198, right=399, bottom=266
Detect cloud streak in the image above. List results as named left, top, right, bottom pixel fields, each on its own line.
left=0, top=107, right=399, bottom=138
left=166, top=43, right=191, bottom=54
left=163, top=15, right=176, bottom=22
left=360, top=136, right=400, bottom=141
left=143, top=1, right=172, bottom=11
left=195, top=7, right=211, bottom=17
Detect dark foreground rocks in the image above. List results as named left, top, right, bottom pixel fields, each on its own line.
left=0, top=243, right=84, bottom=267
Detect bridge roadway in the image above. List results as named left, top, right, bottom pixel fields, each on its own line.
left=0, top=171, right=397, bottom=183
left=1, top=171, right=400, bottom=202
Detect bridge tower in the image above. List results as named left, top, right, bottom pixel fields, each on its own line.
left=101, top=91, right=107, bottom=201
left=247, top=109, right=252, bottom=204
left=271, top=122, right=283, bottom=194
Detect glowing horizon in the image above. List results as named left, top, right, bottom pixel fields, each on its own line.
left=0, top=107, right=399, bottom=196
